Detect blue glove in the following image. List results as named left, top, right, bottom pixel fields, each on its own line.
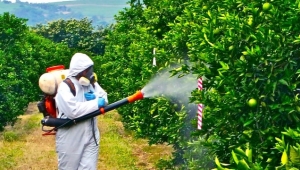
left=84, top=91, right=96, bottom=101
left=98, top=98, right=105, bottom=108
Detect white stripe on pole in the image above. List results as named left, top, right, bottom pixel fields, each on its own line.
left=153, top=48, right=156, bottom=66
left=198, top=78, right=203, bottom=130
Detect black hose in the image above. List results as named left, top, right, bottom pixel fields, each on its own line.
left=41, top=98, right=129, bottom=128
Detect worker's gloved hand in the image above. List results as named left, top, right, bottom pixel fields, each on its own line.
left=98, top=98, right=105, bottom=108
left=84, top=91, right=96, bottom=101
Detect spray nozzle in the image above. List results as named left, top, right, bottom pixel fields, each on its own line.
left=127, top=90, right=144, bottom=103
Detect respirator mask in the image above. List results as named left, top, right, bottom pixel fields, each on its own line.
left=79, top=66, right=94, bottom=86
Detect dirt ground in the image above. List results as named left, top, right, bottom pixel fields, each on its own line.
left=25, top=102, right=39, bottom=115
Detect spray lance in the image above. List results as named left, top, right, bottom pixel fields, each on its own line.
left=41, top=90, right=144, bottom=134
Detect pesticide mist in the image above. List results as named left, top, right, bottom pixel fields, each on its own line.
left=141, top=65, right=215, bottom=168
left=142, top=66, right=214, bottom=169
left=141, top=64, right=198, bottom=120
left=141, top=63, right=198, bottom=140
left=141, top=65, right=198, bottom=106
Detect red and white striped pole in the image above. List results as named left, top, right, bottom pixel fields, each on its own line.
left=198, top=77, right=203, bottom=130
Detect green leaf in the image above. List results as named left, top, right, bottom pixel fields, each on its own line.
left=207, top=10, right=212, bottom=19
left=231, top=150, right=239, bottom=165
left=215, top=157, right=225, bottom=170
left=237, top=159, right=250, bottom=170
left=272, top=82, right=277, bottom=94
left=290, top=146, right=300, bottom=164
left=243, top=120, right=254, bottom=127
left=279, top=79, right=289, bottom=86
left=204, top=33, right=215, bottom=47
left=234, top=147, right=247, bottom=157
left=246, top=148, right=252, bottom=162
left=219, top=61, right=229, bottom=70
left=281, top=150, right=288, bottom=165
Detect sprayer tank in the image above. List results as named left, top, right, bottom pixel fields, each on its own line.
left=38, top=65, right=69, bottom=95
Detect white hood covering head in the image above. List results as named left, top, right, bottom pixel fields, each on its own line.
left=68, top=53, right=94, bottom=77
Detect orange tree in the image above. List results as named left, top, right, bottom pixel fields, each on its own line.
left=0, top=12, right=72, bottom=130
left=97, top=0, right=193, bottom=166
left=98, top=0, right=300, bottom=169
left=166, top=0, right=300, bottom=169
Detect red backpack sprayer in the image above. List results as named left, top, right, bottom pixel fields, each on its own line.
left=37, top=65, right=144, bottom=135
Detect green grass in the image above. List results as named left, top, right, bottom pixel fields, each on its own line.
left=0, top=142, right=23, bottom=170
left=0, top=114, right=41, bottom=170
left=98, top=112, right=138, bottom=170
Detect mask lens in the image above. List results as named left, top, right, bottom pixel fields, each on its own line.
left=86, top=66, right=94, bottom=81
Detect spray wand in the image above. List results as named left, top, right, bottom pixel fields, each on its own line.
left=41, top=90, right=144, bottom=135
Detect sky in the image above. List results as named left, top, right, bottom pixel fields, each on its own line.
left=3, top=0, right=74, bottom=3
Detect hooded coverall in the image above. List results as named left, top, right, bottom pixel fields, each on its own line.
left=55, top=53, right=108, bottom=170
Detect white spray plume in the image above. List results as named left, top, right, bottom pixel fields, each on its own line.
left=141, top=65, right=198, bottom=106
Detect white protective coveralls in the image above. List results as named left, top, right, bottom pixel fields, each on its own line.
left=55, top=53, right=108, bottom=170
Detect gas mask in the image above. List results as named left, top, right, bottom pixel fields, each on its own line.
left=79, top=66, right=94, bottom=86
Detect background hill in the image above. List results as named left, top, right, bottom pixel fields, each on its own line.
left=0, top=0, right=129, bottom=26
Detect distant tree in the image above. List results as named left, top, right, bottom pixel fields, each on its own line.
left=32, top=18, right=108, bottom=55
left=13, top=6, right=45, bottom=25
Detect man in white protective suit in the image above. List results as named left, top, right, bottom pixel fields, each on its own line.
left=55, top=53, right=108, bottom=170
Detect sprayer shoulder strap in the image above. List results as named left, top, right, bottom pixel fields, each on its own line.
left=63, top=78, right=76, bottom=96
